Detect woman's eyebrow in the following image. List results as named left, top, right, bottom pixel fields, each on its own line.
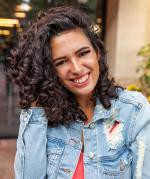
left=53, top=56, right=66, bottom=62
left=53, top=46, right=90, bottom=62
left=75, top=46, right=90, bottom=54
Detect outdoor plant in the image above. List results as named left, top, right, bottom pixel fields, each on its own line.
left=136, top=43, right=150, bottom=97
left=127, top=43, right=150, bottom=102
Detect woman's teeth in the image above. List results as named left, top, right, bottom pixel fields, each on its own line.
left=73, top=74, right=89, bottom=84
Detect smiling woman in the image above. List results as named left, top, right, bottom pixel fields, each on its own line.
left=5, top=5, right=150, bottom=179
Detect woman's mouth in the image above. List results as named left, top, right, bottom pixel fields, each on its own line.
left=73, top=73, right=89, bottom=83
left=70, top=73, right=90, bottom=87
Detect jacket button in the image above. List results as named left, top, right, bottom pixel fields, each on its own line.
left=88, top=152, right=94, bottom=159
left=120, top=160, right=126, bottom=171
left=89, top=123, right=96, bottom=129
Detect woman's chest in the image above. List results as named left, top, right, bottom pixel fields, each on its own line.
left=46, top=113, right=133, bottom=179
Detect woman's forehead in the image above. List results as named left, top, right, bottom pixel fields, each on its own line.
left=50, top=29, right=91, bottom=48
left=50, top=29, right=92, bottom=57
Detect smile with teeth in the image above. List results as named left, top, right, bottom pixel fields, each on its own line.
left=72, top=73, right=89, bottom=84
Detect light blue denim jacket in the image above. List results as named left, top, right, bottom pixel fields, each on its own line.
left=14, top=89, right=150, bottom=179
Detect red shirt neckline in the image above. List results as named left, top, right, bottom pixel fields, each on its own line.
left=72, top=152, right=84, bottom=179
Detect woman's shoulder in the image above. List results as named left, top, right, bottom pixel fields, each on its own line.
left=115, top=89, right=150, bottom=142
left=20, top=107, right=47, bottom=124
left=116, top=88, right=149, bottom=108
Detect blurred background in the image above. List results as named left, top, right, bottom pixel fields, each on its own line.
left=0, top=0, right=150, bottom=178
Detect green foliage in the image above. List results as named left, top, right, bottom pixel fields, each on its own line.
left=137, top=44, right=150, bottom=96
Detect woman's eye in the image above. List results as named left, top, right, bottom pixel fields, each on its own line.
left=79, top=50, right=90, bottom=57
left=54, top=60, right=67, bottom=67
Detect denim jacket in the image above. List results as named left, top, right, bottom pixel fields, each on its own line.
left=14, top=89, right=150, bottom=179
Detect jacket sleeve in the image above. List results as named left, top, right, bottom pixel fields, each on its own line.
left=14, top=107, right=48, bottom=179
left=128, top=94, right=150, bottom=179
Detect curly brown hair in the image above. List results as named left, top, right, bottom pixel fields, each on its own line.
left=5, top=6, right=123, bottom=126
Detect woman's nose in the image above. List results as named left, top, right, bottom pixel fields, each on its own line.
left=70, top=59, right=83, bottom=74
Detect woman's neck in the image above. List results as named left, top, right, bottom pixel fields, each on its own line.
left=76, top=96, right=95, bottom=124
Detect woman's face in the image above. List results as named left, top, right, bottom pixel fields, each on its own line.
left=50, top=28, right=100, bottom=99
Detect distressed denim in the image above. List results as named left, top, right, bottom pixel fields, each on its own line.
left=14, top=89, right=150, bottom=179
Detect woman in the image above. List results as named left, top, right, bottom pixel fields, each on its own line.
left=5, top=6, right=150, bottom=179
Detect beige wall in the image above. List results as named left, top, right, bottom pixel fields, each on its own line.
left=105, top=0, right=150, bottom=86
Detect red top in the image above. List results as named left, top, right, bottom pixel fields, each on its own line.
left=72, top=152, right=84, bottom=179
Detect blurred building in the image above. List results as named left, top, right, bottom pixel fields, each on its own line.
left=105, top=0, right=150, bottom=85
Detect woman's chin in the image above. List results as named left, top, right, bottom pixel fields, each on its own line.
left=73, top=88, right=94, bottom=99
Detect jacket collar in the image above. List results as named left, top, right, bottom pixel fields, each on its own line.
left=92, top=98, right=117, bottom=122
left=76, top=98, right=118, bottom=125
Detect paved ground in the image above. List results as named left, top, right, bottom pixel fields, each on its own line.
left=0, top=139, right=16, bottom=179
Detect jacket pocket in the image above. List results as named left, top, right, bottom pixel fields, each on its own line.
left=101, top=149, right=132, bottom=179
left=47, top=137, right=66, bottom=177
